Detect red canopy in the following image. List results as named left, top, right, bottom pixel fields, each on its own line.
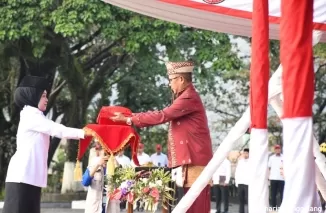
left=102, top=0, right=326, bottom=42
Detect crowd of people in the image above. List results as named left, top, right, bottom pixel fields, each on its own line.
left=212, top=145, right=285, bottom=213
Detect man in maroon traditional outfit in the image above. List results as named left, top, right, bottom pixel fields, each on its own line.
left=111, top=61, right=213, bottom=213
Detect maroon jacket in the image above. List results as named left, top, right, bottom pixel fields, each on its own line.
left=131, top=84, right=213, bottom=168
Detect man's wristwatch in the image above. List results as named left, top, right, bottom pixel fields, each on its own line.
left=126, top=117, right=132, bottom=125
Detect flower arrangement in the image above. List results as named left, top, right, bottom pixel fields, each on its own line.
left=107, top=167, right=137, bottom=203
left=106, top=166, right=174, bottom=212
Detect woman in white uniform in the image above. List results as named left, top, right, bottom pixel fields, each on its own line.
left=2, top=76, right=92, bottom=213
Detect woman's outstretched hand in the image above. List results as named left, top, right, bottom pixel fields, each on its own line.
left=83, top=128, right=93, bottom=137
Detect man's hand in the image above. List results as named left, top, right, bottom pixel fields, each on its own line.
left=223, top=183, right=229, bottom=186
left=110, top=112, right=127, bottom=123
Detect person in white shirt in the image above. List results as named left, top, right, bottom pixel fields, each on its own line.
left=115, top=150, right=131, bottom=168
left=2, top=76, right=92, bottom=213
left=235, top=148, right=250, bottom=213
left=150, top=144, right=168, bottom=167
left=82, top=143, right=108, bottom=213
left=280, top=161, right=284, bottom=179
left=213, top=158, right=232, bottom=213
left=268, top=144, right=284, bottom=208
left=131, top=143, right=151, bottom=167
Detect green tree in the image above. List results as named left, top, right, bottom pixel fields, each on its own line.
left=113, top=52, right=170, bottom=155
left=314, top=43, right=326, bottom=143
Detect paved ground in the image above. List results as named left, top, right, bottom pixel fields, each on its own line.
left=0, top=202, right=241, bottom=213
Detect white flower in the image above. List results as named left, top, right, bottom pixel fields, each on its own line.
left=141, top=178, right=148, bottom=183
left=120, top=181, right=128, bottom=189
left=156, top=180, right=162, bottom=186
left=149, top=182, right=156, bottom=188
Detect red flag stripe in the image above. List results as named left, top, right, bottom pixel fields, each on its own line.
left=160, top=0, right=326, bottom=31
left=249, top=0, right=269, bottom=128
left=280, top=0, right=314, bottom=117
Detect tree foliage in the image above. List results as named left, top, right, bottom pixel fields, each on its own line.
left=314, top=43, right=326, bottom=143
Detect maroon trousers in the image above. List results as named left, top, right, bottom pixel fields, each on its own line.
left=183, top=185, right=211, bottom=213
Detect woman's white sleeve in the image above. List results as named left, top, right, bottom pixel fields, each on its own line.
left=27, top=114, right=85, bottom=139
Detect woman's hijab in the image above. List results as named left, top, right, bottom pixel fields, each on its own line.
left=13, top=75, right=49, bottom=109
left=14, top=87, right=44, bottom=109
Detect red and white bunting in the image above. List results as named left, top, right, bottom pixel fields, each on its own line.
left=103, top=0, right=326, bottom=42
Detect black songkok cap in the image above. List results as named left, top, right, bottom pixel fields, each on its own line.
left=18, top=76, right=49, bottom=90
left=243, top=148, right=249, bottom=153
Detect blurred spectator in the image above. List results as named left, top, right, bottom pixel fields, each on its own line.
left=131, top=143, right=151, bottom=167
left=235, top=148, right=250, bottom=213
left=82, top=143, right=108, bottom=213
left=151, top=144, right=168, bottom=167
left=115, top=150, right=131, bottom=168
left=213, top=158, right=232, bottom=213
left=268, top=144, right=284, bottom=208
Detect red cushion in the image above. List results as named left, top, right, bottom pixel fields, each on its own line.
left=77, top=106, right=140, bottom=166
left=96, top=106, right=132, bottom=125
left=79, top=124, right=140, bottom=166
